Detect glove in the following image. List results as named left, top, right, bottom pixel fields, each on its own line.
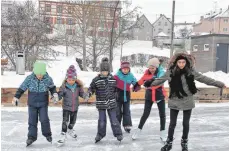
left=133, top=83, right=141, bottom=92
left=84, top=93, right=91, bottom=102
left=12, top=97, right=19, bottom=106
left=144, top=78, right=155, bottom=87
left=52, top=93, right=59, bottom=104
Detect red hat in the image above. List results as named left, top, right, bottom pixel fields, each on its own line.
left=121, top=61, right=130, bottom=69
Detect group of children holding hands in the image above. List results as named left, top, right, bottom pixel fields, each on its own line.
left=12, top=53, right=226, bottom=151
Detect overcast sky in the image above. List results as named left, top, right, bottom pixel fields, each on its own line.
left=131, top=0, right=229, bottom=23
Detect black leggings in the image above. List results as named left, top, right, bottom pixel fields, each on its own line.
left=168, top=109, right=192, bottom=140
left=62, top=110, right=78, bottom=133
left=138, top=99, right=166, bottom=131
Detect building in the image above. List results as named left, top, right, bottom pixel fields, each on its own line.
left=152, top=14, right=172, bottom=39
left=130, top=14, right=152, bottom=41
left=193, top=6, right=229, bottom=35
left=1, top=0, right=13, bottom=26
left=191, top=34, right=229, bottom=73
left=38, top=0, right=121, bottom=37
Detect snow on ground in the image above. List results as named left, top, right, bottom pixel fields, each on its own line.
left=1, top=41, right=229, bottom=88
left=1, top=103, right=229, bottom=151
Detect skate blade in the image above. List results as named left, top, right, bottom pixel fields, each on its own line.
left=57, top=141, right=65, bottom=147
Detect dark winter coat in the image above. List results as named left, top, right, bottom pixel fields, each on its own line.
left=14, top=73, right=56, bottom=107
left=150, top=53, right=225, bottom=110
left=58, top=80, right=85, bottom=112
left=88, top=74, right=117, bottom=110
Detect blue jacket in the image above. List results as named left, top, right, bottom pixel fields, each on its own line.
left=15, top=73, right=56, bottom=107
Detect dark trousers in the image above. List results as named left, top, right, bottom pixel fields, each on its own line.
left=28, top=106, right=51, bottom=139
left=62, top=110, right=78, bottom=133
left=138, top=99, right=166, bottom=131
left=97, top=108, right=122, bottom=138
left=116, top=100, right=132, bottom=127
left=168, top=109, right=192, bottom=140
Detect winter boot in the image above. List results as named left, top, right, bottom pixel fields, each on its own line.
left=57, top=132, right=67, bottom=144
left=124, top=126, right=131, bottom=133
left=26, top=137, right=36, bottom=147
left=46, top=136, right=52, bottom=143
left=95, top=134, right=104, bottom=143
left=161, top=138, right=173, bottom=151
left=181, top=139, right=188, bottom=151
left=68, top=129, right=77, bottom=139
left=132, top=128, right=141, bottom=140
left=116, top=135, right=123, bottom=142
left=160, top=130, right=167, bottom=144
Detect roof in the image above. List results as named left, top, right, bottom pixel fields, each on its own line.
left=191, top=34, right=229, bottom=39
left=138, top=14, right=152, bottom=25
left=157, top=32, right=168, bottom=37
left=152, top=14, right=172, bottom=26
left=215, top=8, right=229, bottom=18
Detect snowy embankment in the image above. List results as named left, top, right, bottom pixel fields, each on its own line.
left=1, top=40, right=229, bottom=88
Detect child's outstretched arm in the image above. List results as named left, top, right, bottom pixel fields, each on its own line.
left=58, top=86, right=65, bottom=101
left=13, top=76, right=31, bottom=106
left=47, top=76, right=57, bottom=95
left=150, top=70, right=170, bottom=86
left=87, top=78, right=96, bottom=97
left=193, top=70, right=225, bottom=88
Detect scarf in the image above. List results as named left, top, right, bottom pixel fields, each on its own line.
left=169, top=68, right=197, bottom=99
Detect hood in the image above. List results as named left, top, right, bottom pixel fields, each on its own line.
left=168, top=52, right=195, bottom=69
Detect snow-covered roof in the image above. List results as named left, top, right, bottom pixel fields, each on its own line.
left=215, top=8, right=229, bottom=18
left=157, top=32, right=168, bottom=37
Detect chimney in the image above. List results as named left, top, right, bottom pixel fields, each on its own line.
left=160, top=14, right=163, bottom=17
left=219, top=8, right=222, bottom=13
left=137, top=14, right=139, bottom=20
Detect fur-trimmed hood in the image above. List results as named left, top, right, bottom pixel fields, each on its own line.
left=168, top=52, right=196, bottom=69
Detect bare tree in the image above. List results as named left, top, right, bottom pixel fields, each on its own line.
left=1, top=0, right=57, bottom=71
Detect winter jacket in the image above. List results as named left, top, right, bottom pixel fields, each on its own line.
left=58, top=81, right=85, bottom=112
left=88, top=74, right=117, bottom=110
left=14, top=73, right=57, bottom=107
left=138, top=66, right=166, bottom=102
left=114, top=70, right=137, bottom=102
left=150, top=53, right=225, bottom=110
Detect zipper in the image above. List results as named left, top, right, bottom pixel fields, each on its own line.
left=72, top=91, right=75, bottom=112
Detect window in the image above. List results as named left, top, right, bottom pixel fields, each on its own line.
left=223, top=28, right=228, bottom=32
left=159, top=28, right=162, bottom=32
left=67, top=18, right=73, bottom=25
left=57, top=17, right=61, bottom=24
left=45, top=4, right=51, bottom=12
left=68, top=6, right=72, bottom=14
left=158, top=21, right=161, bottom=26
left=57, top=5, right=62, bottom=13
left=204, top=44, right=210, bottom=51
left=193, top=45, right=198, bottom=52
left=165, top=22, right=168, bottom=26
left=224, top=19, right=228, bottom=23
left=168, top=29, right=171, bottom=34
left=44, top=17, right=51, bottom=24
left=135, top=28, right=139, bottom=33
left=146, top=36, right=151, bottom=41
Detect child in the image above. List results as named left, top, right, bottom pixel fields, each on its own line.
left=114, top=61, right=140, bottom=133
left=56, top=65, right=87, bottom=145
left=132, top=58, right=167, bottom=143
left=149, top=53, right=226, bottom=151
left=12, top=61, right=58, bottom=146
left=87, top=58, right=123, bottom=143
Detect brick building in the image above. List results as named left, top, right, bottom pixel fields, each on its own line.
left=38, top=0, right=121, bottom=37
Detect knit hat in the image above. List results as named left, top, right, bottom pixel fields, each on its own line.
left=147, top=58, right=160, bottom=68
left=100, top=57, right=110, bottom=72
left=66, top=65, right=77, bottom=79
left=33, top=61, right=46, bottom=75
left=121, top=61, right=130, bottom=69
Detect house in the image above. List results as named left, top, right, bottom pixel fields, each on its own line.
left=38, top=0, right=121, bottom=37
left=152, top=14, right=172, bottom=39
left=191, top=34, right=229, bottom=73
left=193, top=6, right=229, bottom=35
left=130, top=14, right=152, bottom=41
